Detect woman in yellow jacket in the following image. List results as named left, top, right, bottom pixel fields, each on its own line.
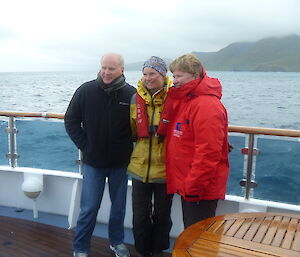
left=127, top=56, right=173, bottom=257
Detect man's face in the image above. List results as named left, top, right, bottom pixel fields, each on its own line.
left=172, top=70, right=196, bottom=88
left=100, top=55, right=124, bottom=84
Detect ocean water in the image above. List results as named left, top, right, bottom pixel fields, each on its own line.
left=0, top=71, right=300, bottom=205
left=1, top=70, right=300, bottom=129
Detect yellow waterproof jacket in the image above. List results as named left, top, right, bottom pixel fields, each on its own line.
left=128, top=76, right=172, bottom=183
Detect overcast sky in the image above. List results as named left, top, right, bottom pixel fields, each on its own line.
left=0, top=0, right=299, bottom=72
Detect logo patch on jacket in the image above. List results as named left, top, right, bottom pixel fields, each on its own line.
left=173, top=122, right=183, bottom=137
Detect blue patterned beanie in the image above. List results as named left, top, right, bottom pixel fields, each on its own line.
left=143, top=56, right=167, bottom=77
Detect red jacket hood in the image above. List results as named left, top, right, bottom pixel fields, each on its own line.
left=168, top=68, right=222, bottom=100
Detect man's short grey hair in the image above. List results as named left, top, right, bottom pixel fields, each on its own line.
left=101, top=53, right=124, bottom=67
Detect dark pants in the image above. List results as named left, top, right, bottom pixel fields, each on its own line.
left=181, top=197, right=218, bottom=228
left=132, top=179, right=173, bottom=255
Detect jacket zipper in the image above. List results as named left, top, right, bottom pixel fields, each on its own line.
left=146, top=98, right=156, bottom=183
left=107, top=95, right=114, bottom=160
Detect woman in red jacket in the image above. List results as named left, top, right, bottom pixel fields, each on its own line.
left=159, top=54, right=230, bottom=228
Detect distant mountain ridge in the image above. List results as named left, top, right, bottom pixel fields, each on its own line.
left=126, top=35, right=300, bottom=72
left=193, top=34, right=300, bottom=72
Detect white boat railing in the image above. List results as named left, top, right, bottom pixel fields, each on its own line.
left=1, top=111, right=300, bottom=201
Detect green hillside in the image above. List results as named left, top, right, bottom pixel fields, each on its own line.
left=193, top=35, right=300, bottom=72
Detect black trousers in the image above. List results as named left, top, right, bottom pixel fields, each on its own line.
left=181, top=197, right=218, bottom=229
left=132, top=179, right=173, bottom=255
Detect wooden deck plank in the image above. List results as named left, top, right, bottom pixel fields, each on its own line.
left=234, top=218, right=254, bottom=239
left=189, top=247, right=235, bottom=257
left=291, top=221, right=300, bottom=251
left=226, top=219, right=245, bottom=237
left=0, top=227, right=59, bottom=257
left=204, top=232, right=300, bottom=257
left=243, top=217, right=264, bottom=242
left=1, top=218, right=73, bottom=257
left=189, top=241, right=237, bottom=257
left=0, top=216, right=171, bottom=257
left=262, top=215, right=282, bottom=245
left=252, top=216, right=273, bottom=243
left=272, top=216, right=291, bottom=247
left=214, top=219, right=235, bottom=235
left=191, top=238, right=271, bottom=257
left=172, top=249, right=190, bottom=257
left=282, top=218, right=299, bottom=250
left=206, top=219, right=225, bottom=233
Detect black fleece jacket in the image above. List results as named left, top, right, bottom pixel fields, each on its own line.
left=64, top=79, right=136, bottom=168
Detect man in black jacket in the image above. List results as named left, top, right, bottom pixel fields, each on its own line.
left=65, top=53, right=136, bottom=257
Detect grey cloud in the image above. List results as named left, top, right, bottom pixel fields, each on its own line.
left=1, top=0, right=300, bottom=71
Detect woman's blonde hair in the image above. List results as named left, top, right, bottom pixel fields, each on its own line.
left=169, top=54, right=203, bottom=77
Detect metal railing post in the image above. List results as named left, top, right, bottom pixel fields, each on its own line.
left=6, top=117, right=19, bottom=167
left=78, top=150, right=83, bottom=175
left=245, top=134, right=255, bottom=199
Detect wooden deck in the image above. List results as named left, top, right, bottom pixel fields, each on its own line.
left=173, top=212, right=300, bottom=257
left=0, top=216, right=171, bottom=257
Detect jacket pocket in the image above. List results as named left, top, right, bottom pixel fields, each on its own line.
left=130, top=140, right=147, bottom=165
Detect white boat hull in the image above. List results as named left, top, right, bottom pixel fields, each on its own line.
left=1, top=166, right=300, bottom=238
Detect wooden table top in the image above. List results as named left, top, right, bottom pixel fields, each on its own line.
left=172, top=212, right=300, bottom=257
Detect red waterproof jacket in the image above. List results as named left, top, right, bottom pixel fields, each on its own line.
left=166, top=74, right=229, bottom=202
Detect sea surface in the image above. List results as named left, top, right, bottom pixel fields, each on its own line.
left=1, top=70, right=300, bottom=129
left=0, top=71, right=300, bottom=205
